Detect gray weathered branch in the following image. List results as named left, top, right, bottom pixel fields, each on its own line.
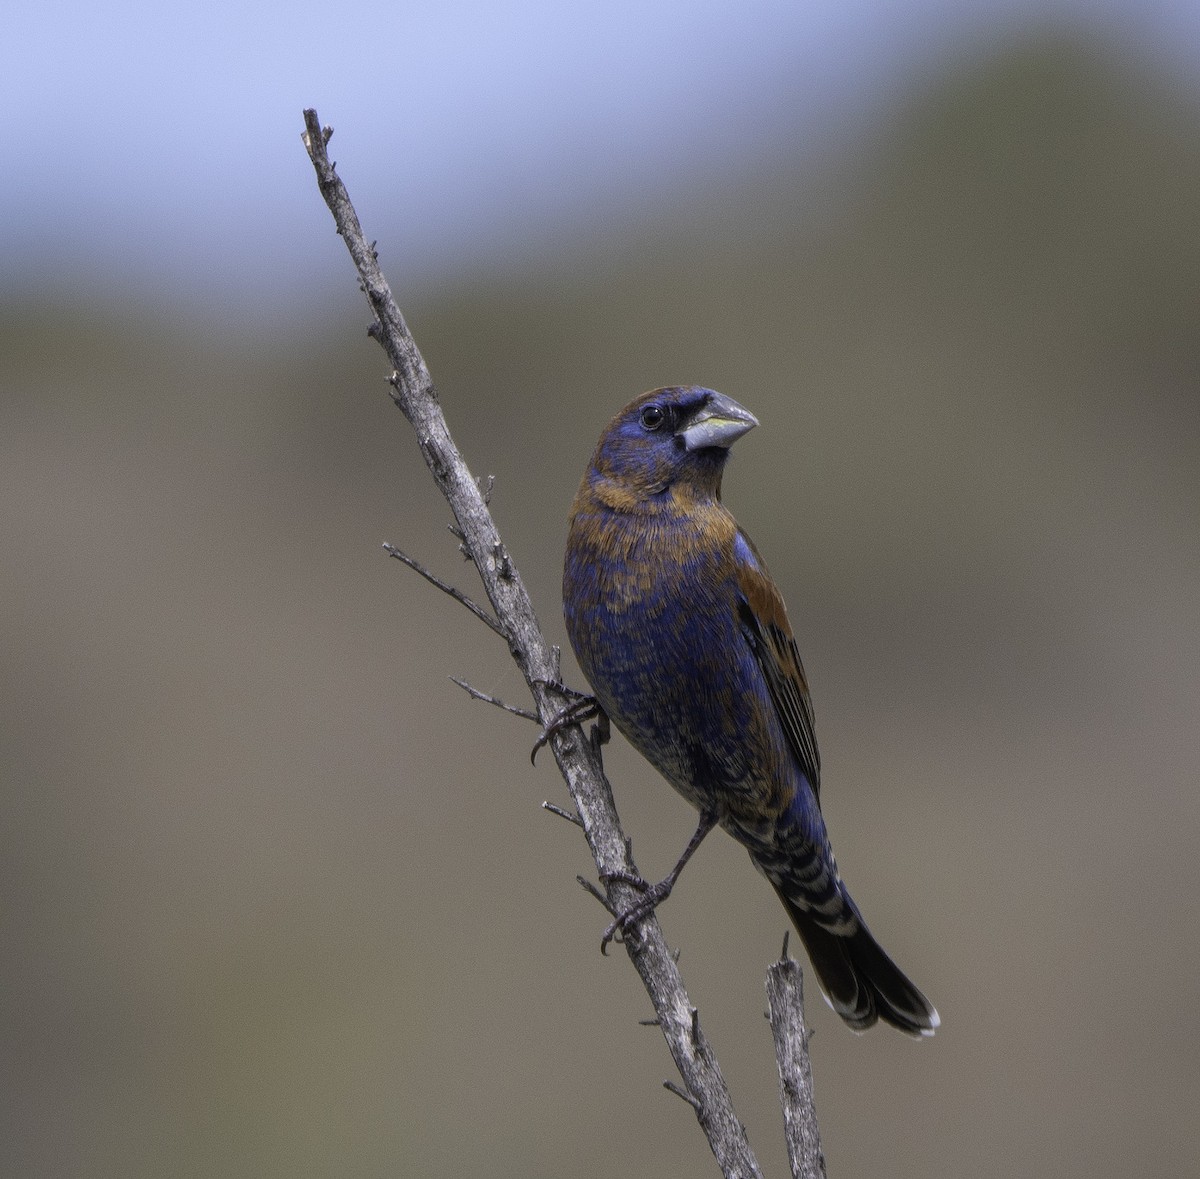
left=301, top=106, right=795, bottom=1179
left=766, top=944, right=827, bottom=1179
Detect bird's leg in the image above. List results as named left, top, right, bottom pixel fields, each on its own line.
left=599, top=809, right=719, bottom=952
left=530, top=684, right=608, bottom=764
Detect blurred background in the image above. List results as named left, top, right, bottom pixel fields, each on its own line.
left=4, top=2, right=1199, bottom=1176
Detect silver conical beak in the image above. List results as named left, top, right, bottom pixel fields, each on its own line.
left=678, top=392, right=759, bottom=451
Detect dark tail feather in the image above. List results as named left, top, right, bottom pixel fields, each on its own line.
left=775, top=885, right=940, bottom=1038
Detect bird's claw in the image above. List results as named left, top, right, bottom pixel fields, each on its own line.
left=599, top=868, right=651, bottom=892
left=530, top=692, right=605, bottom=764
left=598, top=876, right=673, bottom=954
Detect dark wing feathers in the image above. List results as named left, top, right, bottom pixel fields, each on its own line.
left=732, top=530, right=822, bottom=802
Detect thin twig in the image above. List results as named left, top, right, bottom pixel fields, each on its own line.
left=576, top=875, right=615, bottom=915
left=303, top=108, right=765, bottom=1179
left=664, top=1081, right=702, bottom=1112
left=450, top=675, right=539, bottom=722
left=766, top=956, right=826, bottom=1179
left=383, top=543, right=505, bottom=636
left=542, top=801, right=584, bottom=827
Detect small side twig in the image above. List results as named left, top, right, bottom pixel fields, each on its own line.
left=383, top=542, right=505, bottom=637
left=542, top=801, right=584, bottom=827
left=576, top=874, right=616, bottom=915
left=766, top=953, right=826, bottom=1179
left=450, top=676, right=539, bottom=722
left=664, top=1081, right=702, bottom=1112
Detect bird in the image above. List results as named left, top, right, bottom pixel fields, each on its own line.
left=562, top=386, right=939, bottom=1036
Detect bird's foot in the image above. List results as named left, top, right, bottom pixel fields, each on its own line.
left=597, top=871, right=675, bottom=954
left=530, top=689, right=608, bottom=764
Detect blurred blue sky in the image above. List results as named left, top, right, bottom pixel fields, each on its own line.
left=6, top=0, right=1199, bottom=315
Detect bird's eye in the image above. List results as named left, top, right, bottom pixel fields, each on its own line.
left=639, top=405, right=666, bottom=432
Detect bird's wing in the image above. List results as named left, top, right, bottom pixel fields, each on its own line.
left=732, top=530, right=822, bottom=803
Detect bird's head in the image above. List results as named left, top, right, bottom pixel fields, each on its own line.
left=586, top=387, right=758, bottom=508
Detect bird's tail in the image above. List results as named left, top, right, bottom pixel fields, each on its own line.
left=774, top=883, right=940, bottom=1037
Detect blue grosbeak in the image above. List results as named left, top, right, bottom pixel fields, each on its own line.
left=563, top=387, right=938, bottom=1036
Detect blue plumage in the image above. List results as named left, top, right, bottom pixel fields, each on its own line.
left=563, top=387, right=939, bottom=1036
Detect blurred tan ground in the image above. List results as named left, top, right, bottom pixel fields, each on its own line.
left=3, top=39, right=1199, bottom=1178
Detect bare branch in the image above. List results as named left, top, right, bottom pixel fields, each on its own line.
left=542, top=800, right=584, bottom=827
left=766, top=955, right=827, bottom=1179
left=575, top=874, right=615, bottom=915
left=303, top=107, right=765, bottom=1179
left=664, top=1080, right=703, bottom=1112
left=383, top=543, right=505, bottom=637
left=450, top=675, right=539, bottom=722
